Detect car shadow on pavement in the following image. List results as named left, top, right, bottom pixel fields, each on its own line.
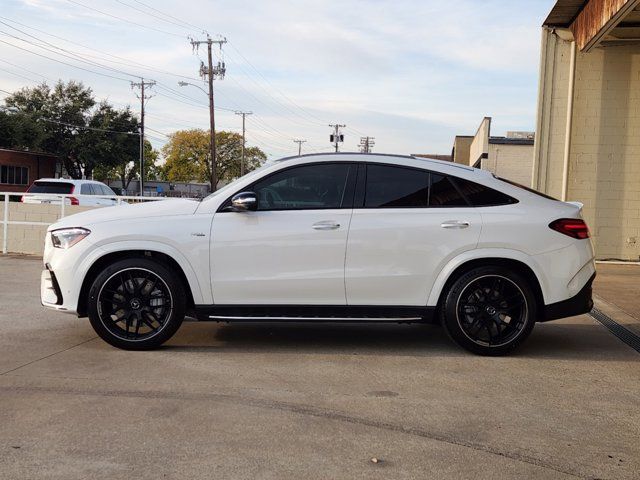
left=161, top=320, right=639, bottom=361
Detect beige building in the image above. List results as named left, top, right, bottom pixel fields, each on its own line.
left=452, top=117, right=535, bottom=186
left=534, top=0, right=640, bottom=260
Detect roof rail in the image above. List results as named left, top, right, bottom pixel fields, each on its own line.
left=275, top=152, right=420, bottom=162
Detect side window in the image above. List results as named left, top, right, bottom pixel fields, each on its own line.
left=253, top=163, right=351, bottom=211
left=102, top=185, right=116, bottom=196
left=80, top=184, right=93, bottom=195
left=364, top=164, right=428, bottom=208
left=429, top=174, right=469, bottom=207
left=452, top=177, right=518, bottom=207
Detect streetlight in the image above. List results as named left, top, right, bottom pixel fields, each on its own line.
left=178, top=81, right=217, bottom=191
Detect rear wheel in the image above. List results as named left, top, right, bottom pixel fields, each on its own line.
left=441, top=266, right=537, bottom=356
left=87, top=258, right=185, bottom=350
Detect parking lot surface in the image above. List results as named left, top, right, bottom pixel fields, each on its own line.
left=0, top=255, right=639, bottom=480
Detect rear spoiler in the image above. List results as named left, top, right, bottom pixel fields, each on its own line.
left=566, top=201, right=584, bottom=211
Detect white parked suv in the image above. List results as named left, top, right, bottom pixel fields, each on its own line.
left=40, top=154, right=595, bottom=355
left=23, top=178, right=118, bottom=206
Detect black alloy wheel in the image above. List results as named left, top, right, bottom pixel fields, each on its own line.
left=88, top=258, right=186, bottom=350
left=441, top=266, right=537, bottom=356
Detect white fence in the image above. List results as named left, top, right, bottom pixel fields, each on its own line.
left=1, top=192, right=195, bottom=255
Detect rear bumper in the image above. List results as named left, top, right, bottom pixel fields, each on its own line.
left=541, top=273, right=595, bottom=322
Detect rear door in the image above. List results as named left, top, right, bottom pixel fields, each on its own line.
left=345, top=164, right=482, bottom=306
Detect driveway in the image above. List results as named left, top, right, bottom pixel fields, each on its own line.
left=0, top=255, right=638, bottom=479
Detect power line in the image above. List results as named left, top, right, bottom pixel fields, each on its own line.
left=65, top=0, right=187, bottom=38
left=126, top=0, right=206, bottom=32
left=0, top=20, right=141, bottom=80
left=0, top=15, right=202, bottom=82
left=226, top=41, right=328, bottom=126
left=113, top=0, right=198, bottom=32
left=0, top=65, right=41, bottom=83
left=0, top=36, right=132, bottom=82
left=0, top=58, right=50, bottom=82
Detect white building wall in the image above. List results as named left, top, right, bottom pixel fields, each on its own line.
left=482, top=144, right=534, bottom=186
left=534, top=28, right=640, bottom=260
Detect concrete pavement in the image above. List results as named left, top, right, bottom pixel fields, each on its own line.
left=0, top=255, right=639, bottom=479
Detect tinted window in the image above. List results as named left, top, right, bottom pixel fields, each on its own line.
left=364, top=165, right=428, bottom=208
left=452, top=177, right=517, bottom=206
left=429, top=174, right=469, bottom=207
left=27, top=182, right=74, bottom=194
left=498, top=177, right=557, bottom=201
left=102, top=185, right=116, bottom=196
left=80, top=184, right=94, bottom=195
left=253, top=163, right=351, bottom=211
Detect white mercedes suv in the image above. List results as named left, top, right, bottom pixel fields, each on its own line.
left=40, top=154, right=595, bottom=355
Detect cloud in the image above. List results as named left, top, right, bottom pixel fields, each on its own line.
left=1, top=0, right=556, bottom=156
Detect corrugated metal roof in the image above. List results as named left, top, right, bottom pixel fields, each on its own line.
left=544, top=0, right=588, bottom=26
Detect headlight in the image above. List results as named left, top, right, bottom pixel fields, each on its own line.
left=50, top=227, right=91, bottom=249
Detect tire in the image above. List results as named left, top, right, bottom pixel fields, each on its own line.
left=440, top=266, right=537, bottom=356
left=87, top=257, right=186, bottom=350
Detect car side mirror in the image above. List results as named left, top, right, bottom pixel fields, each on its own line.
left=231, top=191, right=258, bottom=212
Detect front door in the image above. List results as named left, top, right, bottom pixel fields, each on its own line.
left=210, top=162, right=356, bottom=305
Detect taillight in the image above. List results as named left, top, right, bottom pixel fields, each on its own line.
left=69, top=185, right=79, bottom=205
left=549, top=218, right=590, bottom=239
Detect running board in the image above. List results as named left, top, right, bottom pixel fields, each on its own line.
left=195, top=305, right=435, bottom=323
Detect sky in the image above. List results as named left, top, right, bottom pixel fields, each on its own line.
left=0, top=0, right=557, bottom=159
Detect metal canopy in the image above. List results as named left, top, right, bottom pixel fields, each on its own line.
left=544, top=0, right=588, bottom=26
left=545, top=0, right=640, bottom=50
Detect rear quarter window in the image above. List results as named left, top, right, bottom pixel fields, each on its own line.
left=451, top=177, right=518, bottom=207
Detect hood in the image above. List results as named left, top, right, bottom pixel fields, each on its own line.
left=49, top=199, right=200, bottom=231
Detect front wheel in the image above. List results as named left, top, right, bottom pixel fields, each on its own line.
left=87, top=258, right=186, bottom=350
left=441, top=266, right=537, bottom=356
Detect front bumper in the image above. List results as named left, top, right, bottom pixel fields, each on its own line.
left=40, top=264, right=64, bottom=307
left=541, top=273, right=595, bottom=322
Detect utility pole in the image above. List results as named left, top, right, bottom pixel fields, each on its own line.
left=131, top=78, right=156, bottom=196
left=359, top=136, right=375, bottom=153
left=293, top=139, right=307, bottom=156
left=329, top=124, right=346, bottom=152
left=190, top=35, right=227, bottom=191
left=235, top=111, right=252, bottom=176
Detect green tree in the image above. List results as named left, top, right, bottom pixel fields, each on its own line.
left=162, top=129, right=265, bottom=187
left=0, top=109, right=46, bottom=150
left=94, top=139, right=162, bottom=191
left=5, top=81, right=96, bottom=178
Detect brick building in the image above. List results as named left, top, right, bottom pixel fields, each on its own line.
left=0, top=148, right=58, bottom=193
left=534, top=0, right=640, bottom=260
left=451, top=117, right=535, bottom=186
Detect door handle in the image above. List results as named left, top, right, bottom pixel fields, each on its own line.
left=312, top=221, right=341, bottom=230
left=441, top=220, right=470, bottom=229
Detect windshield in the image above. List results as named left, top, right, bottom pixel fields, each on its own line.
left=27, top=182, right=74, bottom=194
left=202, top=162, right=275, bottom=201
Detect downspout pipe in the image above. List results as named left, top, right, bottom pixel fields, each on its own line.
left=561, top=40, right=577, bottom=202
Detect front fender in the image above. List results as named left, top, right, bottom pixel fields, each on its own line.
left=426, top=248, right=549, bottom=306
left=78, top=240, right=209, bottom=305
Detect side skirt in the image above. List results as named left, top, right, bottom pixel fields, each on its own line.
left=194, top=305, right=436, bottom=323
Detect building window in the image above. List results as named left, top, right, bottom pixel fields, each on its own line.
left=0, top=166, right=29, bottom=185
